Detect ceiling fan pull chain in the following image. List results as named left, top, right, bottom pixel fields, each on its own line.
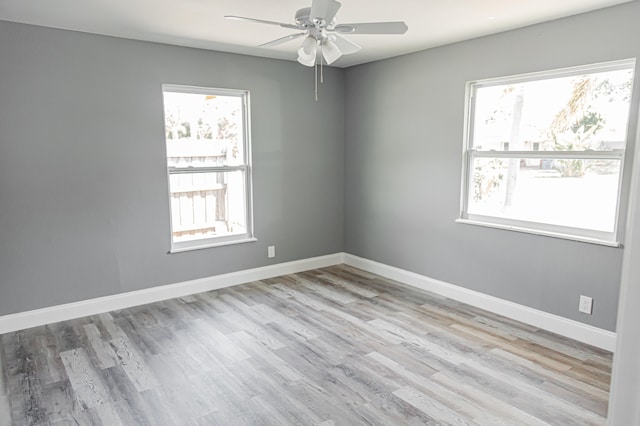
left=320, top=43, right=324, bottom=84
left=314, top=56, right=318, bottom=101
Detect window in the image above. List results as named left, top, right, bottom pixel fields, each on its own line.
left=162, top=85, right=254, bottom=252
left=459, top=59, right=636, bottom=245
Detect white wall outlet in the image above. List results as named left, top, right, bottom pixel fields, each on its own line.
left=267, top=245, right=276, bottom=258
left=579, top=295, right=593, bottom=315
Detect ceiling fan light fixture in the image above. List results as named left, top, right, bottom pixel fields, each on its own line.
left=297, top=36, right=318, bottom=60
left=297, top=53, right=316, bottom=67
left=321, top=40, right=342, bottom=65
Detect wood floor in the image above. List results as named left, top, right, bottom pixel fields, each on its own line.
left=0, top=265, right=612, bottom=425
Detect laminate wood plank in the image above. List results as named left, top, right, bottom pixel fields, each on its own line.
left=33, top=333, right=65, bottom=386
left=517, top=337, right=608, bottom=375
left=430, top=372, right=553, bottom=426
left=224, top=310, right=287, bottom=350
left=223, top=287, right=260, bottom=307
left=464, top=357, right=606, bottom=425
left=253, top=393, right=316, bottom=426
left=297, top=274, right=360, bottom=304
left=114, top=315, right=160, bottom=358
left=385, top=309, right=457, bottom=336
left=186, top=369, right=255, bottom=419
left=83, top=323, right=118, bottom=370
left=473, top=315, right=593, bottom=361
left=480, top=348, right=609, bottom=417
left=146, top=353, right=218, bottom=420
left=188, top=319, right=251, bottom=363
left=402, top=331, right=475, bottom=366
left=178, top=294, right=198, bottom=303
left=559, top=363, right=611, bottom=392
left=535, top=325, right=613, bottom=358
left=367, top=317, right=439, bottom=347
left=365, top=351, right=510, bottom=425
left=99, top=364, right=165, bottom=425
left=109, top=337, right=158, bottom=392
left=193, top=292, right=232, bottom=315
left=59, top=348, right=111, bottom=409
left=39, top=380, right=97, bottom=425
left=170, top=331, right=222, bottom=374
left=316, top=273, right=380, bottom=298
left=225, top=359, right=344, bottom=425
left=276, top=378, right=358, bottom=425
left=330, top=264, right=380, bottom=280
left=3, top=331, right=50, bottom=424
left=492, top=347, right=609, bottom=401
left=321, top=359, right=437, bottom=424
left=97, top=313, right=129, bottom=340
left=254, top=305, right=318, bottom=342
left=289, top=303, right=378, bottom=357
left=254, top=290, right=313, bottom=320
left=316, top=303, right=405, bottom=346
left=218, top=396, right=285, bottom=426
left=266, top=282, right=337, bottom=313
left=450, top=323, right=574, bottom=372
left=393, top=385, right=479, bottom=425
left=356, top=401, right=435, bottom=426
left=420, top=303, right=516, bottom=339
left=91, top=400, right=126, bottom=426
left=143, top=323, right=185, bottom=356
left=230, top=330, right=303, bottom=382
left=49, top=322, right=86, bottom=353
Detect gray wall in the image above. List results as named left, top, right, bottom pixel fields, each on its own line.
left=344, top=1, right=640, bottom=331
left=1, top=3, right=639, bottom=332
left=0, top=21, right=345, bottom=316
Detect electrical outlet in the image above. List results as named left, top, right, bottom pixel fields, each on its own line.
left=579, top=295, right=593, bottom=315
left=267, top=245, right=276, bottom=258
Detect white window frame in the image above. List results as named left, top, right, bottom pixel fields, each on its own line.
left=458, top=59, right=636, bottom=247
left=162, top=84, right=255, bottom=253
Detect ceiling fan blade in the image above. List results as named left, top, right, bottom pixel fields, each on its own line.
left=334, top=22, right=408, bottom=35
left=331, top=34, right=361, bottom=55
left=259, top=32, right=307, bottom=48
left=322, top=40, right=342, bottom=65
left=310, top=0, right=342, bottom=23
left=224, top=15, right=300, bottom=30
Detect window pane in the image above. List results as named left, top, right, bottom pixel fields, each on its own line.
left=468, top=157, right=621, bottom=232
left=163, top=92, right=245, bottom=167
left=472, top=68, right=633, bottom=153
left=168, top=171, right=247, bottom=242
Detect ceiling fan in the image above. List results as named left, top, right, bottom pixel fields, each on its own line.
left=225, top=0, right=408, bottom=67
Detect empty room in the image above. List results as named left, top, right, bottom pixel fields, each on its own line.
left=1, top=0, right=640, bottom=424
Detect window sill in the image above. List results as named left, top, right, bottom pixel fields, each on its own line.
left=169, top=237, right=258, bottom=254
left=455, top=218, right=622, bottom=248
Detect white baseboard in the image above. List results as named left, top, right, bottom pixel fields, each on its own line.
left=0, top=251, right=616, bottom=352
left=343, top=253, right=616, bottom=352
left=0, top=253, right=344, bottom=335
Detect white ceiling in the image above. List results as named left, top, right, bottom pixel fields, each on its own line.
left=0, top=0, right=633, bottom=68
